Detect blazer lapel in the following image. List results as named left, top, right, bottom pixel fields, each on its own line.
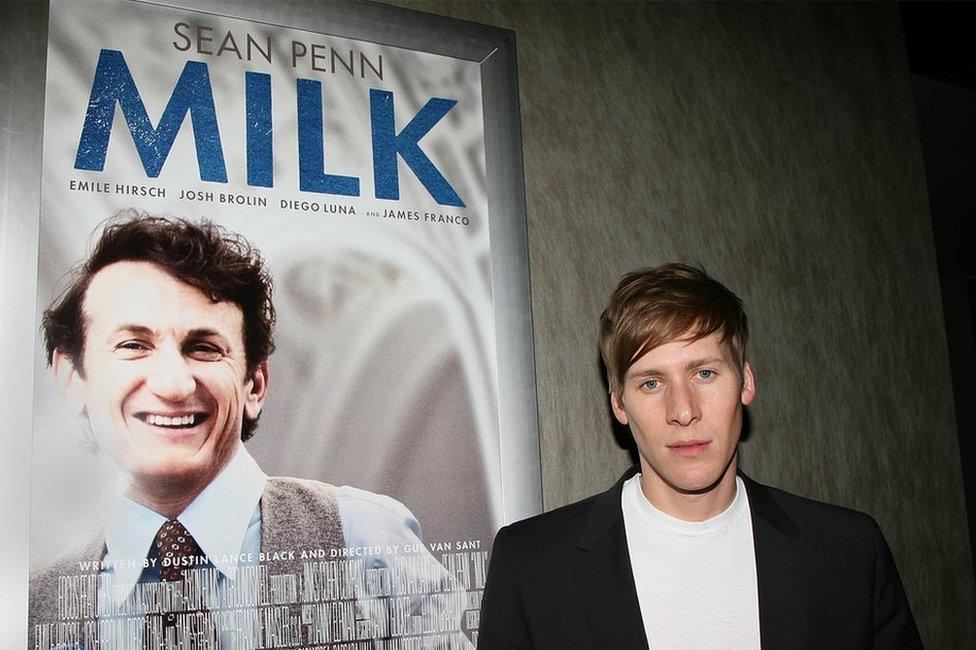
left=569, top=468, right=805, bottom=649
left=572, top=468, right=649, bottom=649
left=741, top=473, right=803, bottom=650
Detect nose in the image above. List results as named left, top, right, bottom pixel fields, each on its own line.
left=145, top=346, right=196, bottom=402
left=666, top=381, right=701, bottom=426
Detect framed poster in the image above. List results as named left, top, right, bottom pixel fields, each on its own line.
left=9, top=0, right=541, bottom=646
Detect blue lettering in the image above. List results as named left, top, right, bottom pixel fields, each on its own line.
left=245, top=71, right=272, bottom=187
left=369, top=89, right=465, bottom=208
left=74, top=49, right=226, bottom=182
left=296, top=78, right=359, bottom=196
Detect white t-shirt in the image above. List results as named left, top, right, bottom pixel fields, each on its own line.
left=621, top=474, right=761, bottom=649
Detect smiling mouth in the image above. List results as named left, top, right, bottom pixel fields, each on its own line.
left=135, top=413, right=208, bottom=429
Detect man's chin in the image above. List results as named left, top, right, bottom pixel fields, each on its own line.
left=668, top=463, right=738, bottom=494
left=123, top=452, right=210, bottom=490
left=668, top=476, right=723, bottom=495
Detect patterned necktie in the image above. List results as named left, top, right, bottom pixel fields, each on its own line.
left=154, top=519, right=205, bottom=581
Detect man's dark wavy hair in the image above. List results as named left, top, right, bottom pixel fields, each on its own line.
left=42, top=210, right=276, bottom=441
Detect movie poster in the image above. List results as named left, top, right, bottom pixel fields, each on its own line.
left=29, top=0, right=506, bottom=646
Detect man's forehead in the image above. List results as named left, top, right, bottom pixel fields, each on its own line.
left=82, top=261, right=242, bottom=333
left=626, top=331, right=735, bottom=373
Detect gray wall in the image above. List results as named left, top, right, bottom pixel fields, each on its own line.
left=387, top=1, right=975, bottom=645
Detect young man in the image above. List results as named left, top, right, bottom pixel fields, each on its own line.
left=478, top=264, right=921, bottom=649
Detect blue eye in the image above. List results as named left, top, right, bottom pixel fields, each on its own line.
left=698, top=369, right=715, bottom=380
left=641, top=379, right=659, bottom=391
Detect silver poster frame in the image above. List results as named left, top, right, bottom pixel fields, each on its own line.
left=1, top=2, right=49, bottom=645
left=0, top=1, right=540, bottom=639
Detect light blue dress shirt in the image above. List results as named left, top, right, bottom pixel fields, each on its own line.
left=97, top=446, right=472, bottom=647
left=102, top=446, right=426, bottom=594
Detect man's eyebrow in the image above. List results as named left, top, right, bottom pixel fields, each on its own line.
left=186, top=328, right=229, bottom=342
left=628, top=368, right=663, bottom=380
left=686, top=356, right=726, bottom=370
left=111, top=325, right=229, bottom=342
left=112, top=324, right=155, bottom=337
left=627, top=356, right=728, bottom=379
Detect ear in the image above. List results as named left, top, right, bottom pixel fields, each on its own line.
left=740, top=361, right=756, bottom=406
left=610, top=387, right=630, bottom=426
left=243, top=359, right=269, bottom=421
left=52, top=349, right=86, bottom=415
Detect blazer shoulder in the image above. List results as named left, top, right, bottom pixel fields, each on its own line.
left=751, top=479, right=884, bottom=548
left=761, top=482, right=877, bottom=524
left=748, top=478, right=921, bottom=647
left=494, top=468, right=636, bottom=556
left=492, top=490, right=606, bottom=555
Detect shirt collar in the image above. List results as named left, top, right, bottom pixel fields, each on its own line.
left=627, top=474, right=750, bottom=535
left=178, top=445, right=267, bottom=580
left=104, top=445, right=267, bottom=593
left=104, top=493, right=167, bottom=590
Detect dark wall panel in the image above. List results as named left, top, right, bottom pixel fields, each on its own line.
left=388, top=1, right=975, bottom=645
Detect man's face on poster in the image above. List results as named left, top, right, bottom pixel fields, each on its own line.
left=54, top=260, right=268, bottom=491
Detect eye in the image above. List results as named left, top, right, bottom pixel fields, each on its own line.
left=640, top=379, right=660, bottom=391
left=186, top=342, right=223, bottom=361
left=697, top=369, right=715, bottom=380
left=115, top=340, right=150, bottom=358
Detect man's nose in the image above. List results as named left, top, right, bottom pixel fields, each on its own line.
left=145, top=347, right=195, bottom=401
left=666, top=382, right=701, bottom=426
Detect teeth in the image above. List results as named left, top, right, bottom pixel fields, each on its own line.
left=146, top=414, right=196, bottom=427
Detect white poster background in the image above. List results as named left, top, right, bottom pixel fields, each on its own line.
left=33, top=0, right=499, bottom=569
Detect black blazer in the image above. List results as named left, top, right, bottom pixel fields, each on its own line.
left=478, top=468, right=922, bottom=649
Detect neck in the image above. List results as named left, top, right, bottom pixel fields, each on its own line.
left=126, top=479, right=208, bottom=520
left=639, top=457, right=738, bottom=522
left=125, top=450, right=238, bottom=520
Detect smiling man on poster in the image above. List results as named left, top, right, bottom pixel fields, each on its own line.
left=29, top=212, right=470, bottom=648
left=478, top=264, right=922, bottom=649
